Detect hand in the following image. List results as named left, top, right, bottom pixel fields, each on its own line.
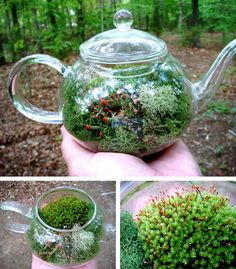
left=31, top=254, right=97, bottom=269
left=61, top=126, right=201, bottom=176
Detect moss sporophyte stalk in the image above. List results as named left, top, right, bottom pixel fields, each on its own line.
left=27, top=195, right=103, bottom=265
left=121, top=186, right=236, bottom=269
left=62, top=63, right=192, bottom=156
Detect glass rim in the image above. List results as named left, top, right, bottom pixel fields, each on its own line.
left=35, top=186, right=97, bottom=233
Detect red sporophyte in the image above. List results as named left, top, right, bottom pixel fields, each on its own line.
left=94, top=115, right=98, bottom=119
left=117, top=95, right=120, bottom=100
left=109, top=98, right=113, bottom=103
left=99, top=131, right=102, bottom=138
left=123, top=93, right=126, bottom=98
left=102, top=117, right=108, bottom=123
left=85, top=125, right=91, bottom=130
left=100, top=99, right=107, bottom=106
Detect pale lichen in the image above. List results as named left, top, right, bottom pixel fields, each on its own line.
left=139, top=83, right=178, bottom=117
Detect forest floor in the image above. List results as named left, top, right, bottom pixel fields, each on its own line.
left=0, top=34, right=235, bottom=176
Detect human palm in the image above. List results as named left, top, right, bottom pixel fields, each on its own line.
left=61, top=126, right=201, bottom=176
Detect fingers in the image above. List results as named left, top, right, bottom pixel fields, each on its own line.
left=61, top=126, right=93, bottom=176
left=77, top=259, right=98, bottom=269
left=147, top=139, right=202, bottom=176
left=61, top=126, right=155, bottom=176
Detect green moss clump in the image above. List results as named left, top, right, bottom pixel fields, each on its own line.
left=137, top=190, right=236, bottom=269
left=39, top=196, right=89, bottom=229
left=120, top=211, right=146, bottom=269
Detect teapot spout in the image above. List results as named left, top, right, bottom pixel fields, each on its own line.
left=193, top=39, right=236, bottom=113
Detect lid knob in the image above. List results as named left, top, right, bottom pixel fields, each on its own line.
left=113, top=9, right=133, bottom=31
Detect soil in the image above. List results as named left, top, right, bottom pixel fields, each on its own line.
left=0, top=181, right=116, bottom=269
left=0, top=34, right=235, bottom=176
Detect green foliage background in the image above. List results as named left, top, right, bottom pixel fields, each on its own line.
left=0, top=0, right=235, bottom=62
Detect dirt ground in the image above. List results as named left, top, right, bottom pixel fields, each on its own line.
left=0, top=181, right=116, bottom=269
left=0, top=35, right=235, bottom=176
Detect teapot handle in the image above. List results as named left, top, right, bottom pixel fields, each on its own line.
left=8, top=54, right=70, bottom=124
left=0, top=201, right=33, bottom=234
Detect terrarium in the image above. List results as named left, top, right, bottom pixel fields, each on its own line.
left=0, top=187, right=103, bottom=267
left=8, top=10, right=236, bottom=156
left=120, top=181, right=236, bottom=269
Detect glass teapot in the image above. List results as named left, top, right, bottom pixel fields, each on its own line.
left=0, top=187, right=103, bottom=267
left=8, top=9, right=236, bottom=157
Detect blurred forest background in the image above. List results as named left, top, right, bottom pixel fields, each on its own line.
left=0, top=0, right=235, bottom=176
left=0, top=0, right=236, bottom=63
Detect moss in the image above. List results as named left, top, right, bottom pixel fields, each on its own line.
left=101, top=126, right=145, bottom=154
left=39, top=196, right=90, bottom=229
left=62, top=63, right=192, bottom=155
left=120, top=211, right=146, bottom=269
left=137, top=189, right=236, bottom=268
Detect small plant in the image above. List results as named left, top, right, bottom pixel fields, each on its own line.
left=62, top=63, right=192, bottom=156
left=120, top=211, right=146, bottom=269
left=136, top=186, right=236, bottom=268
left=39, top=196, right=89, bottom=229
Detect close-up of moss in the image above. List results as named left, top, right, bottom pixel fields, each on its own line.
left=62, top=63, right=192, bottom=156
left=120, top=211, right=146, bottom=269
left=136, top=188, right=236, bottom=269
left=39, top=195, right=90, bottom=229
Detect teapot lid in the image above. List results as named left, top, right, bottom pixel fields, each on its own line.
left=80, top=9, right=167, bottom=64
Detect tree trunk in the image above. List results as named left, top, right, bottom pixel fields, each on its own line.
left=191, top=0, right=201, bottom=47
left=77, top=0, right=85, bottom=41
left=113, top=0, right=116, bottom=13
left=152, top=0, right=161, bottom=34
left=4, top=0, right=15, bottom=60
left=178, top=0, right=186, bottom=31
left=159, top=0, right=163, bottom=30
left=101, top=0, right=104, bottom=32
left=146, top=15, right=149, bottom=31
left=47, top=0, right=57, bottom=29
left=11, top=2, right=21, bottom=38
left=10, top=2, right=21, bottom=59
left=0, top=33, right=5, bottom=66
left=32, top=7, right=43, bottom=53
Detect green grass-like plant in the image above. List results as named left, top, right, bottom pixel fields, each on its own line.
left=120, top=211, right=146, bottom=269
left=39, top=196, right=89, bottom=229
left=137, top=188, right=236, bottom=269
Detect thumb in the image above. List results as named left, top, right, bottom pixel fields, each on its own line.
left=60, top=126, right=93, bottom=176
